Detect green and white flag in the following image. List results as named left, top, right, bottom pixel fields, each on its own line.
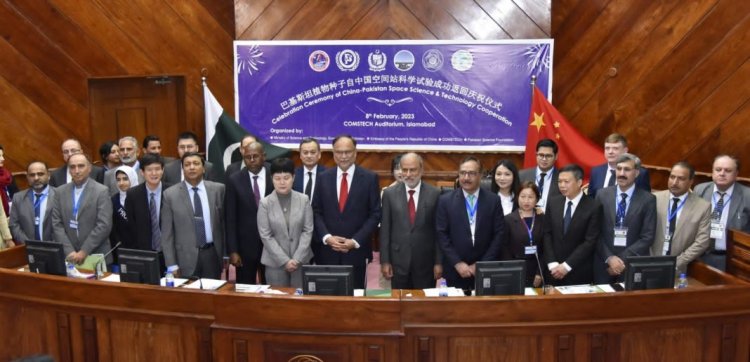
left=203, top=81, right=289, bottom=176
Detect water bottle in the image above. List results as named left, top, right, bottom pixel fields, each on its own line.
left=165, top=271, right=175, bottom=287
left=438, top=279, right=448, bottom=297
left=66, top=261, right=76, bottom=278
left=677, top=273, right=688, bottom=289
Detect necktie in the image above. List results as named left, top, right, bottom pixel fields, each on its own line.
left=252, top=175, right=261, bottom=206
left=538, top=172, right=547, bottom=193
left=34, top=193, right=42, bottom=240
left=304, top=171, right=313, bottom=200
left=607, top=169, right=616, bottom=187
left=407, top=190, right=416, bottom=226
left=667, top=197, right=679, bottom=255
left=192, top=187, right=207, bottom=248
left=713, top=192, right=726, bottom=220
left=616, top=193, right=628, bottom=226
left=339, top=172, right=348, bottom=212
left=149, top=192, right=161, bottom=251
left=563, top=200, right=573, bottom=235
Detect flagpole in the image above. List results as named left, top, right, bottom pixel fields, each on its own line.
left=530, top=74, right=536, bottom=95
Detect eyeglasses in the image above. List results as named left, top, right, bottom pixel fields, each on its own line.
left=459, top=171, right=480, bottom=177
left=333, top=150, right=354, bottom=156
left=536, top=153, right=555, bottom=160
left=62, top=149, right=82, bottom=155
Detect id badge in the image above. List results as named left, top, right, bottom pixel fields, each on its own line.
left=34, top=216, right=40, bottom=226
left=525, top=245, right=537, bottom=255
left=614, top=227, right=628, bottom=247
left=664, top=227, right=672, bottom=243
left=69, top=220, right=78, bottom=230
left=710, top=222, right=724, bottom=239
left=662, top=241, right=671, bottom=256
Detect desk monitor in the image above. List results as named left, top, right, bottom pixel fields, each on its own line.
left=118, top=248, right=160, bottom=285
left=302, top=265, right=354, bottom=296
left=624, top=256, right=677, bottom=291
left=475, top=260, right=526, bottom=296
left=25, top=240, right=66, bottom=276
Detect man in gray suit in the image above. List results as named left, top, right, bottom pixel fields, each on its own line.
left=10, top=161, right=57, bottom=243
left=380, top=152, right=442, bottom=289
left=651, top=161, right=710, bottom=273
left=161, top=152, right=225, bottom=279
left=103, top=136, right=144, bottom=195
left=50, top=154, right=113, bottom=264
left=694, top=155, right=750, bottom=271
left=519, top=138, right=560, bottom=212
left=594, top=153, right=656, bottom=284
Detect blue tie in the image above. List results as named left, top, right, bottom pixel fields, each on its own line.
left=616, top=193, right=628, bottom=226
left=34, top=193, right=42, bottom=240
left=192, top=187, right=207, bottom=248
left=563, top=201, right=573, bottom=235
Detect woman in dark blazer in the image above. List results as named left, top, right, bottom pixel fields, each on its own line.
left=501, top=181, right=545, bottom=287
left=110, top=165, right=138, bottom=265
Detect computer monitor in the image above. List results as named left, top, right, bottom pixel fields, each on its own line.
left=302, top=265, right=354, bottom=296
left=25, top=240, right=66, bottom=276
left=624, top=256, right=677, bottom=291
left=474, top=260, right=526, bottom=296
left=118, top=248, right=161, bottom=285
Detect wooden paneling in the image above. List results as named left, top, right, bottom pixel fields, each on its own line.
left=0, top=0, right=234, bottom=173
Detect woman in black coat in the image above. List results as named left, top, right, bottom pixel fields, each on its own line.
left=501, top=181, right=545, bottom=287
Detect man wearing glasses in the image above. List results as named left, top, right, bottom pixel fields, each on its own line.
left=436, top=157, right=505, bottom=290
left=519, top=138, right=561, bottom=212
left=49, top=139, right=105, bottom=187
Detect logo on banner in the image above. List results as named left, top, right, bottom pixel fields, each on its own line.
left=422, top=49, right=443, bottom=72
left=309, top=50, right=330, bottom=72
left=336, top=49, right=360, bottom=71
left=368, top=50, right=387, bottom=72
left=451, top=50, right=474, bottom=72
left=394, top=50, right=415, bottom=71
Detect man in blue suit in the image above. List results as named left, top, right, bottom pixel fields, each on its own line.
left=588, top=133, right=650, bottom=198
left=292, top=137, right=326, bottom=262
left=312, top=135, right=381, bottom=289
left=436, top=157, right=505, bottom=290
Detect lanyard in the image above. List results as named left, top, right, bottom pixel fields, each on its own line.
left=72, top=188, right=85, bottom=219
left=520, top=212, right=535, bottom=245
left=712, top=192, right=732, bottom=216
left=465, top=196, right=478, bottom=224
left=666, top=197, right=688, bottom=224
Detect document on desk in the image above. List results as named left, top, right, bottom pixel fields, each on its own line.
left=555, top=285, right=610, bottom=294
left=183, top=278, right=226, bottom=290
left=235, top=284, right=270, bottom=293
left=101, top=274, right=120, bottom=282
left=423, top=287, right=466, bottom=297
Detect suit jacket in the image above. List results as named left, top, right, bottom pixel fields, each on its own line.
left=588, top=164, right=651, bottom=198
left=50, top=180, right=113, bottom=263
left=162, top=159, right=221, bottom=185
left=519, top=167, right=560, bottom=207
left=257, top=190, right=313, bottom=268
left=292, top=165, right=326, bottom=199
left=9, top=187, right=57, bottom=242
left=123, top=182, right=172, bottom=251
left=103, top=167, right=145, bottom=196
left=49, top=165, right=105, bottom=188
left=651, top=191, right=711, bottom=272
left=225, top=166, right=274, bottom=262
left=595, top=186, right=656, bottom=283
left=312, top=166, right=381, bottom=264
left=380, top=182, right=442, bottom=276
left=436, top=188, right=505, bottom=282
left=543, top=194, right=602, bottom=285
left=694, top=182, right=750, bottom=240
left=503, top=211, right=545, bottom=285
left=161, top=180, right=225, bottom=277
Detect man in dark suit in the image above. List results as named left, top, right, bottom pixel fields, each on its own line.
left=50, top=153, right=113, bottom=264
left=162, top=131, right=221, bottom=185
left=436, top=156, right=505, bottom=290
left=49, top=139, right=105, bottom=187
left=694, top=155, right=750, bottom=271
left=594, top=153, right=656, bottom=284
left=543, top=164, right=601, bottom=286
left=519, top=138, right=560, bottom=212
left=123, top=153, right=171, bottom=272
left=224, top=134, right=258, bottom=180
left=588, top=133, right=651, bottom=198
left=312, top=135, right=381, bottom=289
left=141, top=134, right=175, bottom=163
left=225, top=142, right=273, bottom=284
left=380, top=152, right=442, bottom=289
left=9, top=161, right=57, bottom=243
left=161, top=152, right=225, bottom=279
left=292, top=137, right=326, bottom=262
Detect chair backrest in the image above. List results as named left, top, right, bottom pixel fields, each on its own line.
left=727, top=229, right=750, bottom=282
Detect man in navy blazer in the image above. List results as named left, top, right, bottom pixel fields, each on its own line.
left=588, top=133, right=650, bottom=198
left=292, top=137, right=326, bottom=262
left=436, top=157, right=505, bottom=290
left=312, top=135, right=381, bottom=289
left=225, top=142, right=274, bottom=284
left=49, top=139, right=105, bottom=187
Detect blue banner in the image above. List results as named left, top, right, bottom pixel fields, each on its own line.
left=234, top=40, right=553, bottom=151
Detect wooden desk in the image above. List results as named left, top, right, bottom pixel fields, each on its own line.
left=2, top=245, right=750, bottom=362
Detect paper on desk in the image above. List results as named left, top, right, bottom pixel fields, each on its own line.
left=182, top=278, right=226, bottom=290
left=555, top=285, right=606, bottom=294
left=524, top=288, right=538, bottom=296
left=100, top=274, right=120, bottom=282
left=159, top=277, right=188, bottom=287
left=235, top=284, right=270, bottom=293
left=260, top=288, right=287, bottom=295
left=596, top=284, right=617, bottom=293
left=423, top=287, right=465, bottom=297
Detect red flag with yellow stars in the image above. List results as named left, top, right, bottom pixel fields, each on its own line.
left=523, top=86, right=605, bottom=179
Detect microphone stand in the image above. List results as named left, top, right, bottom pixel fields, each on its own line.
left=95, top=242, right=122, bottom=279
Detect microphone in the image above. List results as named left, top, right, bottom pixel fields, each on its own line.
left=95, top=242, right=122, bottom=279
left=364, top=257, right=370, bottom=290
left=533, top=250, right=548, bottom=294
left=188, top=275, right=204, bottom=290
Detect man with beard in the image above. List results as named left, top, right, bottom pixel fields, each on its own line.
left=104, top=136, right=143, bottom=195
left=10, top=162, right=57, bottom=244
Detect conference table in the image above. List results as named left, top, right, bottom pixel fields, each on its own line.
left=2, top=245, right=750, bottom=362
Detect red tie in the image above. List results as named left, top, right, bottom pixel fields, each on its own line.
left=408, top=189, right=416, bottom=226
left=339, top=172, right=348, bottom=213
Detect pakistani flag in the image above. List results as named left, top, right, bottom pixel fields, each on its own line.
left=203, top=82, right=290, bottom=177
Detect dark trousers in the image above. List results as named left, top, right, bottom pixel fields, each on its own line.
left=193, top=244, right=220, bottom=279
left=392, top=262, right=435, bottom=289
left=236, top=259, right=264, bottom=284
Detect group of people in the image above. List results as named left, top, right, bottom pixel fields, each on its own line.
left=1, top=131, right=748, bottom=290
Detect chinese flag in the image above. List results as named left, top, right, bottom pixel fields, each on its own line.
left=523, top=86, right=605, bottom=179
